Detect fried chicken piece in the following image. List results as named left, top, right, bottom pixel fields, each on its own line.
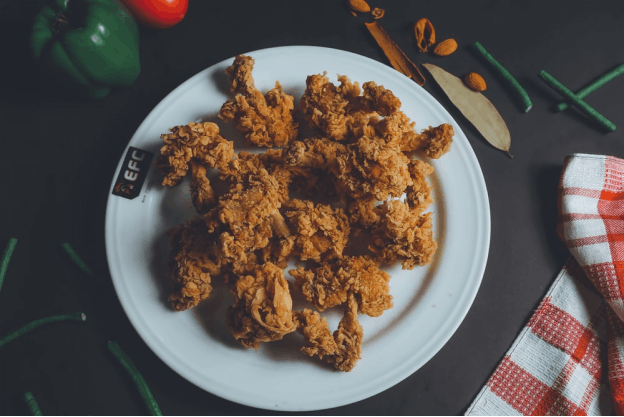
left=284, top=136, right=345, bottom=171
left=335, top=136, right=413, bottom=201
left=218, top=55, right=298, bottom=147
left=405, top=159, right=434, bottom=213
left=287, top=136, right=413, bottom=202
left=166, top=217, right=223, bottom=311
left=369, top=200, right=437, bottom=269
left=290, top=256, right=393, bottom=317
left=358, top=81, right=402, bottom=116
left=283, top=199, right=351, bottom=262
left=401, top=123, right=454, bottom=159
left=327, top=293, right=363, bottom=372
left=221, top=150, right=294, bottom=205
left=189, top=162, right=216, bottom=215
left=226, top=263, right=297, bottom=349
left=294, top=309, right=338, bottom=359
left=300, top=73, right=361, bottom=141
left=156, top=122, right=235, bottom=186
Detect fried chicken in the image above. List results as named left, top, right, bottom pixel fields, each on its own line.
left=401, top=123, right=455, bottom=159
left=327, top=293, right=363, bottom=372
left=166, top=217, right=223, bottom=311
left=290, top=256, right=393, bottom=317
left=218, top=55, right=298, bottom=147
left=189, top=162, right=216, bottom=215
left=335, top=136, right=412, bottom=201
left=369, top=200, right=437, bottom=269
left=294, top=309, right=337, bottom=359
left=155, top=59, right=456, bottom=371
left=294, top=294, right=364, bottom=372
left=300, top=73, right=361, bottom=141
left=226, top=263, right=297, bottom=349
left=216, top=167, right=289, bottom=273
left=283, top=199, right=351, bottom=262
left=156, top=122, right=235, bottom=186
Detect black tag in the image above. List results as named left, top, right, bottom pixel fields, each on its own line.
left=112, top=147, right=154, bottom=200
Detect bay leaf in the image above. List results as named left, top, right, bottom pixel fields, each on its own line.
left=422, top=63, right=512, bottom=157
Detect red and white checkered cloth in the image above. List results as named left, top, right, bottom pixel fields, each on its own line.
left=466, top=154, right=624, bottom=416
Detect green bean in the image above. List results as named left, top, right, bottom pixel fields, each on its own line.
left=539, top=70, right=616, bottom=132
left=0, top=312, right=86, bottom=348
left=0, top=238, right=17, bottom=295
left=61, top=242, right=93, bottom=276
left=556, top=63, right=624, bottom=111
left=23, top=392, right=43, bottom=416
left=474, top=41, right=533, bottom=113
left=107, top=341, right=162, bottom=416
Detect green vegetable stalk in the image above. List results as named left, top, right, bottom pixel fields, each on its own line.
left=31, top=0, right=141, bottom=99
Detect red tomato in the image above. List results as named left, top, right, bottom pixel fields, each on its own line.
left=119, top=0, right=188, bottom=29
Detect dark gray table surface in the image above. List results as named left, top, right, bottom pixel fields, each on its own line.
left=1, top=0, right=623, bottom=415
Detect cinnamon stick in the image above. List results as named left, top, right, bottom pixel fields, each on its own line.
left=365, top=21, right=426, bottom=86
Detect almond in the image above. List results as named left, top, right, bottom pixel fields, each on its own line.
left=347, top=0, right=371, bottom=13
left=433, top=39, right=458, bottom=56
left=464, top=72, right=487, bottom=92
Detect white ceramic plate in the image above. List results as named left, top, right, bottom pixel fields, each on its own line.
left=105, top=46, right=490, bottom=412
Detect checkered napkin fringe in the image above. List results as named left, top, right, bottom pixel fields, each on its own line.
left=466, top=154, right=624, bottom=416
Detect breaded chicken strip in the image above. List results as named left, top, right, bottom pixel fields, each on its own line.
left=166, top=218, right=223, bottom=311
left=290, top=256, right=393, bottom=317
left=335, top=136, right=412, bottom=201
left=401, top=123, right=454, bottom=159
left=217, top=168, right=289, bottom=273
left=283, top=199, right=351, bottom=262
left=226, top=263, right=297, bottom=349
left=156, top=122, right=234, bottom=186
left=300, top=73, right=361, bottom=141
left=218, top=55, right=298, bottom=147
left=327, top=293, right=363, bottom=372
left=294, top=309, right=338, bottom=359
left=369, top=200, right=437, bottom=269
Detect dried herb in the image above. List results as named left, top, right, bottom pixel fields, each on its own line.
left=371, top=7, right=385, bottom=19
left=555, top=63, right=624, bottom=112
left=0, top=238, right=17, bottom=295
left=23, top=392, right=43, bottom=416
left=61, top=242, right=93, bottom=276
left=347, top=0, right=370, bottom=13
left=539, top=70, right=616, bottom=132
left=0, top=312, right=86, bottom=348
left=365, top=21, right=426, bottom=86
left=108, top=341, right=163, bottom=416
left=474, top=41, right=533, bottom=113
left=414, top=18, right=435, bottom=52
left=423, top=63, right=512, bottom=157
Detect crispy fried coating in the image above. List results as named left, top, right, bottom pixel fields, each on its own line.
left=401, top=123, right=454, bottom=159
left=283, top=199, right=351, bottom=262
left=166, top=218, right=222, bottom=311
left=189, top=162, right=216, bottom=215
left=369, top=200, right=437, bottom=269
left=335, top=136, right=412, bottom=201
left=405, top=159, right=434, bottom=213
left=290, top=256, right=393, bottom=317
left=226, top=263, right=297, bottom=349
left=300, top=73, right=361, bottom=141
left=327, top=294, right=363, bottom=372
left=156, top=122, right=235, bottom=186
left=359, top=81, right=402, bottom=116
left=217, top=168, right=288, bottom=272
left=218, top=55, right=298, bottom=147
left=294, top=309, right=338, bottom=359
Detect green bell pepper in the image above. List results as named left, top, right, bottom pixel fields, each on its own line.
left=31, top=0, right=141, bottom=99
